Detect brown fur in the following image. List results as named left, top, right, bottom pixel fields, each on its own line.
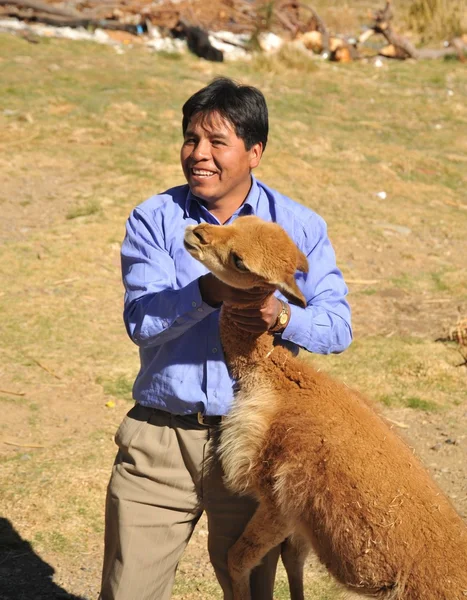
left=184, top=216, right=467, bottom=600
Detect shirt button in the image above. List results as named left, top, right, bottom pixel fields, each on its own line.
left=212, top=347, right=218, bottom=354
left=192, top=301, right=197, bottom=307
left=197, top=307, right=203, bottom=312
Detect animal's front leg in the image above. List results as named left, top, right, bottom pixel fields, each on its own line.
left=227, top=501, right=290, bottom=600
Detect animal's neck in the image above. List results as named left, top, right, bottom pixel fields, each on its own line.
left=219, top=306, right=274, bottom=380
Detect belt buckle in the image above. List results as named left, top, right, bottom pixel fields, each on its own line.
left=197, top=412, right=208, bottom=426
left=197, top=412, right=222, bottom=427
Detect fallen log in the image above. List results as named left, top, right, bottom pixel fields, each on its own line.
left=0, top=7, right=143, bottom=32
left=0, top=0, right=144, bottom=32
left=279, top=1, right=330, bottom=53
left=369, top=0, right=466, bottom=60
left=0, top=0, right=79, bottom=17
left=300, top=30, right=358, bottom=62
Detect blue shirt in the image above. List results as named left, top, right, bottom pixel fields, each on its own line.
left=122, top=176, right=352, bottom=415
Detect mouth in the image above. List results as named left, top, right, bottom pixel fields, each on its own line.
left=183, top=239, right=197, bottom=252
left=183, top=227, right=201, bottom=255
left=190, top=167, right=218, bottom=180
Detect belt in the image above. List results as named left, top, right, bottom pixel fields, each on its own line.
left=183, top=412, right=224, bottom=427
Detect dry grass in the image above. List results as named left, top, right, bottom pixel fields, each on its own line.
left=303, top=0, right=466, bottom=43
left=0, top=30, right=466, bottom=599
left=406, top=0, right=467, bottom=42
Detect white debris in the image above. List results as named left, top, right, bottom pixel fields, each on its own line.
left=0, top=18, right=111, bottom=43
left=209, top=31, right=250, bottom=60
left=0, top=17, right=286, bottom=60
left=257, top=32, right=283, bottom=53
left=0, top=18, right=24, bottom=31
left=374, top=57, right=384, bottom=68
left=146, top=28, right=186, bottom=53
left=375, top=222, right=412, bottom=236
left=376, top=191, right=387, bottom=200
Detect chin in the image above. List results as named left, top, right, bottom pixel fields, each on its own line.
left=189, top=184, right=218, bottom=204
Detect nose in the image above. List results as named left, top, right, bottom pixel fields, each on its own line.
left=192, top=225, right=210, bottom=244
left=191, top=138, right=211, bottom=161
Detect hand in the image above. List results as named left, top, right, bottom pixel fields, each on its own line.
left=199, top=273, right=274, bottom=308
left=223, top=295, right=283, bottom=333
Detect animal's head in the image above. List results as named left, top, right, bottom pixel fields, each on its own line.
left=184, top=216, right=309, bottom=307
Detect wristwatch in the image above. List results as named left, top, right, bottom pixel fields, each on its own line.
left=270, top=300, right=289, bottom=333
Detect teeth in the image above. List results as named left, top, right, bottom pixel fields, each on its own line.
left=192, top=168, right=215, bottom=177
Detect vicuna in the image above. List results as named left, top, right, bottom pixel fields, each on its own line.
left=184, top=215, right=467, bottom=600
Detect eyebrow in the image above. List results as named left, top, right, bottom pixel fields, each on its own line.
left=184, top=128, right=230, bottom=140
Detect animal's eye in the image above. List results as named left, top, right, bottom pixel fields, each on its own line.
left=232, top=253, right=248, bottom=272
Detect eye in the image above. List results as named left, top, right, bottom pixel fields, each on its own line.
left=232, top=253, right=248, bottom=272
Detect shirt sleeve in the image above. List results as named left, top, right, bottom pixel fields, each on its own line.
left=281, top=215, right=352, bottom=354
left=121, top=207, right=217, bottom=348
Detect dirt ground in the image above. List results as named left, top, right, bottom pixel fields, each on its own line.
left=1, top=156, right=466, bottom=599
left=0, top=33, right=466, bottom=600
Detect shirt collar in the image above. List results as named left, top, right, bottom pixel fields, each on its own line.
left=184, top=175, right=261, bottom=220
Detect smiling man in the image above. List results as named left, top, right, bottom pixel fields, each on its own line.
left=100, top=78, right=352, bottom=600
left=181, top=110, right=262, bottom=224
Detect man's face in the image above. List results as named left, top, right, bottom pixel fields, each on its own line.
left=180, top=111, right=262, bottom=207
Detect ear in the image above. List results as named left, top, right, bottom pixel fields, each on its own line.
left=276, top=275, right=307, bottom=308
left=248, top=142, right=263, bottom=170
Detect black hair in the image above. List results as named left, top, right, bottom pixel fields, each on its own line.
left=182, top=77, right=268, bottom=151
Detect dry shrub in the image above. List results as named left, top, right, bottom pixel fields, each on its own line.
left=406, top=0, right=466, bottom=42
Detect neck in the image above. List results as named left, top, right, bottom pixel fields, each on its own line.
left=202, top=176, right=253, bottom=224
left=219, top=304, right=274, bottom=380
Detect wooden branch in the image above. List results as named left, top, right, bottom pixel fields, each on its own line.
left=417, top=38, right=466, bottom=61
left=273, top=8, right=298, bottom=36
left=0, top=389, right=26, bottom=396
left=28, top=357, right=61, bottom=380
left=376, top=27, right=419, bottom=59
left=366, top=0, right=466, bottom=60
left=1, top=6, right=143, bottom=33
left=210, top=32, right=248, bottom=50
left=0, top=0, right=143, bottom=32
left=278, top=2, right=329, bottom=51
left=0, top=0, right=80, bottom=18
left=4, top=440, right=47, bottom=448
left=373, top=0, right=393, bottom=28
left=358, top=28, right=376, bottom=45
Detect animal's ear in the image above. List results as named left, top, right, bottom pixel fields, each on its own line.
left=276, top=275, right=307, bottom=308
left=296, top=249, right=309, bottom=273
left=271, top=248, right=308, bottom=307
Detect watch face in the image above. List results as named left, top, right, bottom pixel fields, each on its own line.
left=279, top=313, right=288, bottom=325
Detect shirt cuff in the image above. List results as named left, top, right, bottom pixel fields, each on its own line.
left=281, top=304, right=304, bottom=345
left=281, top=304, right=330, bottom=354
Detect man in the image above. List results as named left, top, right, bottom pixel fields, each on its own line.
left=100, top=77, right=352, bottom=600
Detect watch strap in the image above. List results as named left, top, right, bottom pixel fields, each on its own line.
left=270, top=300, right=289, bottom=333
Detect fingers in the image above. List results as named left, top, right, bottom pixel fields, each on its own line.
left=224, top=307, right=263, bottom=316
left=230, top=288, right=273, bottom=302
left=223, top=303, right=278, bottom=333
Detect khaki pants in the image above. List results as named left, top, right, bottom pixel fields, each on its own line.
left=100, top=404, right=280, bottom=600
